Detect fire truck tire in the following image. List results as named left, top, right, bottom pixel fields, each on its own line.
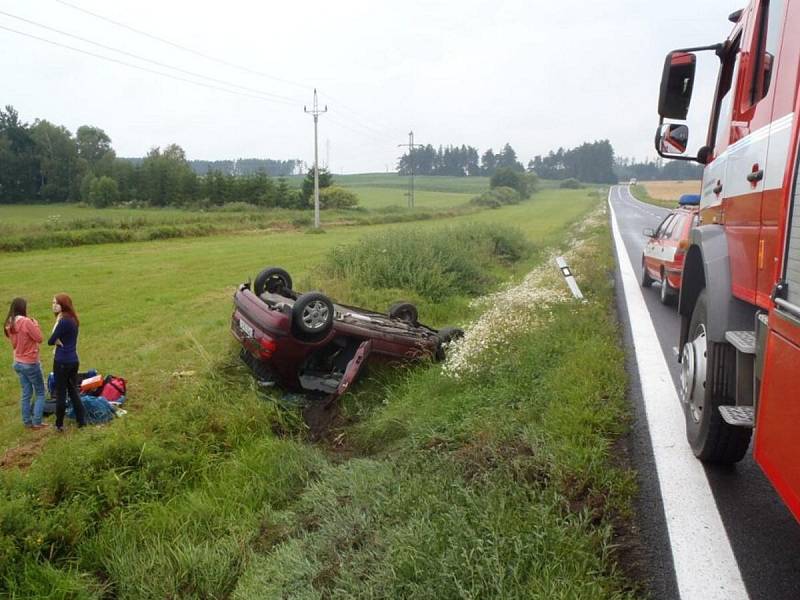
left=682, top=290, right=752, bottom=463
left=388, top=302, right=419, bottom=325
left=292, top=292, right=334, bottom=336
left=659, top=270, right=676, bottom=305
left=254, top=267, right=293, bottom=296
left=641, top=260, right=654, bottom=288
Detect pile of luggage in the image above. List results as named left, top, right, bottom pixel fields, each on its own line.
left=45, top=370, right=128, bottom=424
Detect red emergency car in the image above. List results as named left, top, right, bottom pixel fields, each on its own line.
left=641, top=195, right=700, bottom=304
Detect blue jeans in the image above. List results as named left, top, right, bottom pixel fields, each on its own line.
left=13, top=361, right=45, bottom=426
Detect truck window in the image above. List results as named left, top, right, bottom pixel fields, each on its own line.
left=709, top=33, right=742, bottom=150
left=751, top=0, right=784, bottom=104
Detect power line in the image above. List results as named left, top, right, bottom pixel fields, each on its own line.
left=0, top=24, right=297, bottom=107
left=0, top=9, right=299, bottom=105
left=52, top=0, right=401, bottom=142
left=54, top=0, right=311, bottom=92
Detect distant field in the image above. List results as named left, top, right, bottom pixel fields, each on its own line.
left=639, top=180, right=701, bottom=201
left=347, top=186, right=473, bottom=209
left=285, top=172, right=492, bottom=194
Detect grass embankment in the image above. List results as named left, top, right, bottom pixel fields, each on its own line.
left=0, top=174, right=567, bottom=252
left=0, top=189, right=637, bottom=598
left=0, top=202, right=479, bottom=253
left=630, top=180, right=701, bottom=209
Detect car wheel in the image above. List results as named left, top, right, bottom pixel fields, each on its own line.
left=435, top=327, right=464, bottom=361
left=254, top=267, right=293, bottom=296
left=680, top=290, right=751, bottom=463
left=292, top=292, right=334, bottom=336
left=389, top=302, right=419, bottom=325
left=641, top=259, right=654, bottom=288
left=659, top=270, right=675, bottom=305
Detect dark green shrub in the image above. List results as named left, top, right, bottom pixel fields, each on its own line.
left=319, top=186, right=359, bottom=209
left=490, top=168, right=531, bottom=198
left=559, top=178, right=583, bottom=189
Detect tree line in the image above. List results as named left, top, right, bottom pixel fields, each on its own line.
left=121, top=157, right=303, bottom=177
left=0, top=106, right=318, bottom=208
left=397, top=143, right=525, bottom=177
left=613, top=156, right=703, bottom=181
left=528, top=140, right=618, bottom=184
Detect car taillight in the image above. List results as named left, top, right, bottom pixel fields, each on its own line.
left=258, top=336, right=277, bottom=359
left=676, top=239, right=690, bottom=257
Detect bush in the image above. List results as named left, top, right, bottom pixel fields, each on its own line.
left=291, top=215, right=312, bottom=228
left=490, top=168, right=532, bottom=199
left=324, top=223, right=531, bottom=301
left=559, top=178, right=583, bottom=189
left=471, top=186, right=521, bottom=208
left=89, top=176, right=119, bottom=208
left=319, top=186, right=359, bottom=209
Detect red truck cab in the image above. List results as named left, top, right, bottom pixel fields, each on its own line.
left=653, top=0, right=800, bottom=521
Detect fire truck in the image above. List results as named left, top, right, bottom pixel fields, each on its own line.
left=654, top=0, right=800, bottom=521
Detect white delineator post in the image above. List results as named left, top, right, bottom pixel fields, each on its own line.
left=555, top=256, right=585, bottom=301
left=304, top=89, right=327, bottom=229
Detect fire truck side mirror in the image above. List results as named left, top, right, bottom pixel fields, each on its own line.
left=656, top=123, right=690, bottom=156
left=658, top=51, right=696, bottom=120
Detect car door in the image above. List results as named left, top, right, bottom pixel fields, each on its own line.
left=645, top=214, right=675, bottom=278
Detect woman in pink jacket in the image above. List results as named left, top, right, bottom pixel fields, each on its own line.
left=4, top=298, right=47, bottom=429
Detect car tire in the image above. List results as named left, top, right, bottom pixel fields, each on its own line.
left=435, top=327, right=464, bottom=361
left=680, top=290, right=751, bottom=463
left=389, top=302, right=419, bottom=325
left=254, top=267, right=293, bottom=296
left=659, top=270, right=675, bottom=305
left=641, top=259, right=654, bottom=288
left=292, top=292, right=334, bottom=336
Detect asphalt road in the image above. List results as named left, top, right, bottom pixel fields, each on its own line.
left=609, top=185, right=800, bottom=600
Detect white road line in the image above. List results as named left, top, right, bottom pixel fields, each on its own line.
left=608, top=187, right=748, bottom=600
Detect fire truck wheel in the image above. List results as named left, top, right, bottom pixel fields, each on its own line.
left=254, top=267, right=293, bottom=296
left=388, top=302, right=419, bottom=325
left=659, top=271, right=676, bottom=305
left=641, top=260, right=654, bottom=288
left=680, top=290, right=752, bottom=463
left=293, top=292, right=334, bottom=336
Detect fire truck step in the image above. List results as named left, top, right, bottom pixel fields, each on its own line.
left=718, top=405, right=755, bottom=428
left=725, top=330, right=756, bottom=354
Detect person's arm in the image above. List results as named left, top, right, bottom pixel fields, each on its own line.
left=48, top=318, right=66, bottom=346
left=24, top=318, right=43, bottom=344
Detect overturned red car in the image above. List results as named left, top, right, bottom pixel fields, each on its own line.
left=231, top=267, right=462, bottom=401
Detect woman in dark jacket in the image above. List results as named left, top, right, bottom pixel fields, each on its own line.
left=48, top=293, right=86, bottom=431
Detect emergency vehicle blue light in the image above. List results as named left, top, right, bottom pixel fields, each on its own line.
left=679, top=194, right=701, bottom=206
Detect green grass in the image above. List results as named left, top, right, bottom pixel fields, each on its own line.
left=285, top=173, right=494, bottom=194
left=0, top=188, right=638, bottom=598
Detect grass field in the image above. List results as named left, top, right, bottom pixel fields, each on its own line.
left=632, top=180, right=701, bottom=208
left=286, top=173, right=494, bottom=194
left=0, top=176, right=484, bottom=253
left=0, top=186, right=639, bottom=598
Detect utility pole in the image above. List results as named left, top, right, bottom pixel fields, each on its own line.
left=304, top=89, right=327, bottom=228
left=398, top=131, right=422, bottom=208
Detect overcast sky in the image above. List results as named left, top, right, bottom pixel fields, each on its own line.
left=1, top=0, right=743, bottom=173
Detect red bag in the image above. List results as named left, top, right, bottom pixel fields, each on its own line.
left=100, top=376, right=127, bottom=402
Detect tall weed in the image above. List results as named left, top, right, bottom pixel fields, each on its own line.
left=324, top=223, right=530, bottom=300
